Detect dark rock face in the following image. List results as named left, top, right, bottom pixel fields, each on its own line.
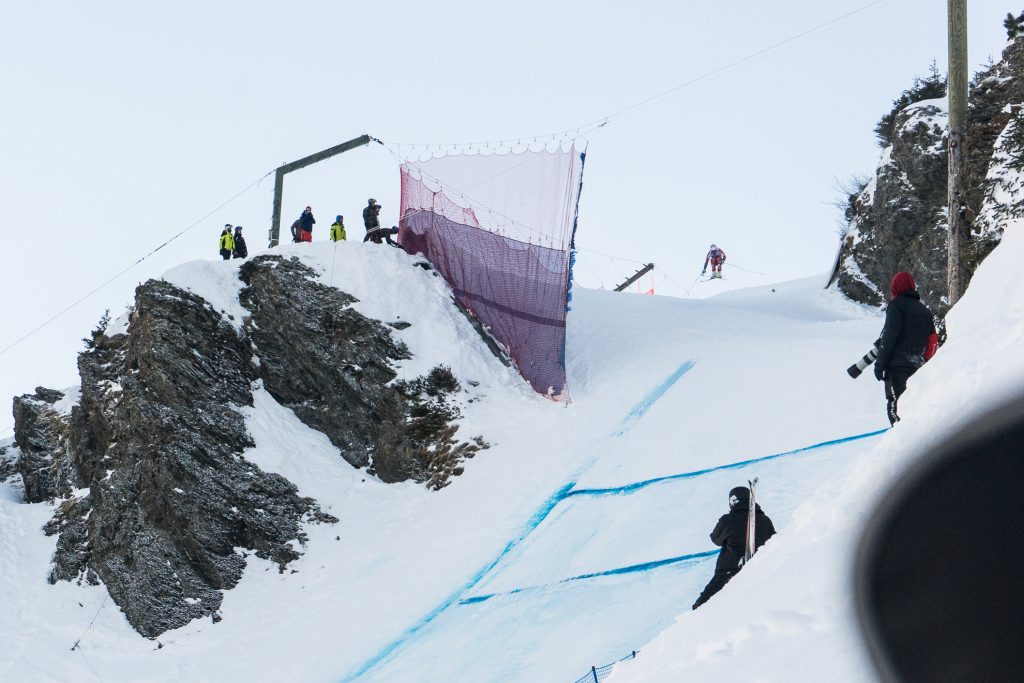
left=12, top=387, right=79, bottom=502
left=0, top=442, right=17, bottom=483
left=965, top=39, right=1024, bottom=269
left=18, top=281, right=334, bottom=638
left=835, top=101, right=949, bottom=309
left=12, top=253, right=487, bottom=637
left=239, top=255, right=486, bottom=486
left=833, top=36, right=1024, bottom=314
left=239, top=256, right=410, bottom=471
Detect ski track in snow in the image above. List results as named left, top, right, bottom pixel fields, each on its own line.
left=342, top=360, right=699, bottom=681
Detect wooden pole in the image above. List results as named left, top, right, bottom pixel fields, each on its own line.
left=947, top=0, right=968, bottom=305
left=613, top=263, right=655, bottom=292
left=269, top=169, right=285, bottom=248
left=267, top=134, right=373, bottom=248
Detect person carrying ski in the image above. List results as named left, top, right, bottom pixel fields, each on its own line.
left=298, top=206, right=315, bottom=242
left=702, top=244, right=726, bottom=279
left=362, top=198, right=381, bottom=234
left=232, top=225, right=248, bottom=259
left=219, top=224, right=234, bottom=260
left=874, top=272, right=938, bottom=426
left=364, top=225, right=399, bottom=246
left=692, top=485, right=776, bottom=609
left=330, top=215, right=347, bottom=242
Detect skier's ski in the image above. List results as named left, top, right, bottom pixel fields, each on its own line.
left=744, top=477, right=759, bottom=563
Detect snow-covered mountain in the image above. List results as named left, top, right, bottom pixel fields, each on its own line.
left=5, top=30, right=1024, bottom=683
left=2, top=206, right=1023, bottom=682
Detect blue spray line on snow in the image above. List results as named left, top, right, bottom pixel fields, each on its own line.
left=339, top=482, right=576, bottom=682
left=340, top=360, right=697, bottom=681
left=615, top=361, right=696, bottom=435
left=456, top=429, right=886, bottom=605
left=459, top=550, right=719, bottom=606
left=566, top=428, right=889, bottom=499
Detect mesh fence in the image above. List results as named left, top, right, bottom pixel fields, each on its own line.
left=399, top=147, right=585, bottom=400
left=571, top=650, right=639, bottom=683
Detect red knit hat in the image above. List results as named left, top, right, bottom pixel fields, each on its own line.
left=891, top=272, right=916, bottom=298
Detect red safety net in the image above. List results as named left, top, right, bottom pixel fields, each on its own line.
left=398, top=147, right=585, bottom=400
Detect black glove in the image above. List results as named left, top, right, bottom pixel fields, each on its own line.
left=874, top=365, right=885, bottom=382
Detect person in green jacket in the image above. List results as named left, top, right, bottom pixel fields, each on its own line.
left=330, top=215, right=347, bottom=242
left=219, top=224, right=235, bottom=260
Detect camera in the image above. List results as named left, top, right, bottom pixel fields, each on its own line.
left=847, top=342, right=879, bottom=379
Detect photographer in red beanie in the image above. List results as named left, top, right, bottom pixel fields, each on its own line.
left=874, top=272, right=938, bottom=425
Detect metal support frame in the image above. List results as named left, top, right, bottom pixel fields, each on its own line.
left=268, top=134, right=373, bottom=248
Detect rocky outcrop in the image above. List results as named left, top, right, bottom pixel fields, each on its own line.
left=239, top=255, right=486, bottom=486
left=12, top=387, right=79, bottom=502
left=0, top=442, right=17, bottom=483
left=34, top=281, right=334, bottom=637
left=833, top=34, right=1024, bottom=314
left=965, top=38, right=1024, bottom=268
left=834, top=100, right=949, bottom=308
left=11, top=253, right=487, bottom=637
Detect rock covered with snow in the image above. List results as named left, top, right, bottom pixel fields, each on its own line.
left=834, top=98, right=949, bottom=309
left=28, top=278, right=333, bottom=637
left=237, top=255, right=485, bottom=486
left=9, top=251, right=487, bottom=637
left=11, top=387, right=80, bottom=502
left=833, top=34, right=1024, bottom=313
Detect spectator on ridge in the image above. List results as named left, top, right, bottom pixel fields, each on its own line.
left=330, top=215, right=347, bottom=242
left=232, top=226, right=248, bottom=259
left=219, top=224, right=234, bottom=260
left=362, top=198, right=382, bottom=235
left=298, top=206, right=315, bottom=243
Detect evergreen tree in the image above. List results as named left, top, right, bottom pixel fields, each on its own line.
left=82, top=309, right=111, bottom=348
left=1005, top=12, right=1024, bottom=40
left=874, top=61, right=948, bottom=147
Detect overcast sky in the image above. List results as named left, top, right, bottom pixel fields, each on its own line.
left=0, top=1, right=1011, bottom=435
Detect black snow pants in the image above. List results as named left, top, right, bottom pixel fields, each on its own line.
left=884, top=368, right=915, bottom=426
left=692, top=569, right=738, bottom=609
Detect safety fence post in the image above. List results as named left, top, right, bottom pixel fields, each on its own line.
left=591, top=665, right=599, bottom=682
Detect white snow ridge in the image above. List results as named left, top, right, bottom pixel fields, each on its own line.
left=2, top=231, right=1023, bottom=682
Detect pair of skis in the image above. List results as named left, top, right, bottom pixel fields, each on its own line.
left=743, top=477, right=759, bottom=565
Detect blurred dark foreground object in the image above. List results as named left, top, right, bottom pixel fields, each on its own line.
left=855, top=392, right=1024, bottom=682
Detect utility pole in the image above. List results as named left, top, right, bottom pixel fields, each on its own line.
left=947, top=0, right=968, bottom=305
left=268, top=134, right=373, bottom=248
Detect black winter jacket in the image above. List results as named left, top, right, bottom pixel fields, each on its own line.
left=710, top=504, right=776, bottom=573
left=876, top=290, right=935, bottom=374
left=363, top=204, right=380, bottom=230
left=299, top=211, right=315, bottom=232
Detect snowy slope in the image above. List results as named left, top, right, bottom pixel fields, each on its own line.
left=6, top=230, right=1003, bottom=682
left=605, top=228, right=1024, bottom=679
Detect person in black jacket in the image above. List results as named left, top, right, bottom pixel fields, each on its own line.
left=232, top=226, right=248, bottom=259
left=298, top=206, right=315, bottom=242
left=693, top=485, right=776, bottom=609
left=874, top=272, right=937, bottom=426
left=363, top=198, right=381, bottom=233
